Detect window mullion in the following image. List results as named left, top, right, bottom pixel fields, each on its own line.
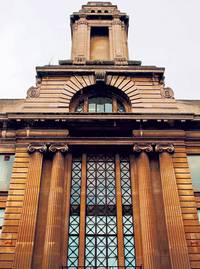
left=78, top=153, right=87, bottom=267
left=115, top=154, right=125, bottom=267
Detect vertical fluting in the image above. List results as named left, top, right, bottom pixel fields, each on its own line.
left=41, top=151, right=65, bottom=269
left=159, top=151, right=191, bottom=269
left=13, top=149, right=44, bottom=269
left=137, top=151, right=160, bottom=269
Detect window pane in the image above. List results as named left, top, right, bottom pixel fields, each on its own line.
left=198, top=209, right=200, bottom=223
left=0, top=209, right=5, bottom=230
left=88, top=102, right=96, bottom=112
left=0, top=155, right=15, bottom=191
left=75, top=102, right=84, bottom=112
left=105, top=97, right=112, bottom=112
left=117, top=101, right=125, bottom=113
left=188, top=155, right=200, bottom=189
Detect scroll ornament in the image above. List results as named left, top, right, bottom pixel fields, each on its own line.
left=49, top=144, right=69, bottom=153
left=28, top=144, right=48, bottom=153
left=155, top=144, right=175, bottom=154
left=133, top=144, right=153, bottom=153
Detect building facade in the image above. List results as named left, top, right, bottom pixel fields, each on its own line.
left=0, top=2, right=200, bottom=269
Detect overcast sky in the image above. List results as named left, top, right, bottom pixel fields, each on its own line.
left=0, top=0, right=200, bottom=99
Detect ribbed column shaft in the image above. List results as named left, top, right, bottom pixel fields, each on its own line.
left=42, top=151, right=65, bottom=269
left=13, top=151, right=43, bottom=269
left=137, top=151, right=160, bottom=269
left=159, top=152, right=191, bottom=269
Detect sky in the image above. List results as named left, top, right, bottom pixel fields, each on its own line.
left=0, top=0, right=200, bottom=100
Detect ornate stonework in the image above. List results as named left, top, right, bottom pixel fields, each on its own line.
left=49, top=144, right=69, bottom=153
left=28, top=143, right=47, bottom=153
left=133, top=144, right=153, bottom=153
left=155, top=144, right=175, bottom=153
left=27, top=86, right=40, bottom=98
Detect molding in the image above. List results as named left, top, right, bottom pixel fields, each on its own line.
left=155, top=144, right=175, bottom=153
left=49, top=144, right=69, bottom=153
left=133, top=144, right=153, bottom=153
left=28, top=143, right=47, bottom=153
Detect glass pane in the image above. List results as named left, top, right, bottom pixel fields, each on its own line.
left=96, top=97, right=105, bottom=113
left=188, top=155, right=200, bottom=189
left=198, top=209, right=200, bottom=223
left=105, top=97, right=112, bottom=112
left=0, top=209, right=5, bottom=227
left=0, top=155, right=15, bottom=191
left=88, top=102, right=96, bottom=113
left=117, top=101, right=125, bottom=113
left=75, top=102, right=84, bottom=112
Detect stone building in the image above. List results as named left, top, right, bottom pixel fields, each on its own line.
left=0, top=2, right=200, bottom=269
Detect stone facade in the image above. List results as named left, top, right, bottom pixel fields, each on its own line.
left=0, top=2, right=200, bottom=269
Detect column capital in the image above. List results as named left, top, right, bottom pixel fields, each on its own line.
left=155, top=144, right=175, bottom=154
left=133, top=144, right=153, bottom=153
left=28, top=143, right=47, bottom=153
left=49, top=144, right=69, bottom=153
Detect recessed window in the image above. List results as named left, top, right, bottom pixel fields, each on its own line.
left=198, top=209, right=200, bottom=223
left=0, top=155, right=15, bottom=191
left=188, top=155, right=200, bottom=190
left=75, top=96, right=125, bottom=113
left=0, top=209, right=5, bottom=235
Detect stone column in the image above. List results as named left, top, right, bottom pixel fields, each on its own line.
left=73, top=18, right=88, bottom=64
left=133, top=144, right=160, bottom=269
left=156, top=144, right=191, bottom=269
left=13, top=143, right=47, bottom=269
left=41, top=144, right=68, bottom=269
left=112, top=17, right=127, bottom=65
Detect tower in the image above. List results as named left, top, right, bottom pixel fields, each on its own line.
left=71, top=2, right=129, bottom=64
left=0, top=2, right=200, bottom=269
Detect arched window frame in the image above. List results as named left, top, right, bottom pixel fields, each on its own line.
left=70, top=86, right=131, bottom=113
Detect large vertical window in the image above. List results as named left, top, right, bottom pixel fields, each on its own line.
left=120, top=156, right=136, bottom=267
left=0, top=155, right=15, bottom=191
left=67, top=157, right=82, bottom=268
left=67, top=153, right=136, bottom=268
left=85, top=154, right=118, bottom=267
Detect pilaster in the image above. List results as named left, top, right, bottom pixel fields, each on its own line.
left=13, top=143, right=47, bottom=269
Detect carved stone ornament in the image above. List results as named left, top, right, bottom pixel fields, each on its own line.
left=49, top=144, right=69, bottom=153
left=27, top=86, right=40, bottom=98
left=155, top=144, right=175, bottom=154
left=95, top=70, right=106, bottom=82
left=161, top=87, right=174, bottom=99
left=28, top=144, right=47, bottom=153
left=133, top=144, right=153, bottom=153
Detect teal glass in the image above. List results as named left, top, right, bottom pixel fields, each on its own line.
left=0, top=155, right=15, bottom=191
left=188, top=155, right=200, bottom=189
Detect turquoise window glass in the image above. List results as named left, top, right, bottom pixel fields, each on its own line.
left=198, top=209, right=200, bottom=223
left=0, top=208, right=5, bottom=234
left=0, top=155, right=15, bottom=191
left=67, top=157, right=82, bottom=268
left=188, top=155, right=200, bottom=189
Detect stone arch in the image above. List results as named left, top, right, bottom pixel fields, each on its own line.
left=65, top=74, right=139, bottom=111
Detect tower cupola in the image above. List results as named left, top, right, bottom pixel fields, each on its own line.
left=70, top=2, right=129, bottom=65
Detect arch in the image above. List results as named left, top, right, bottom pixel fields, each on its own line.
left=63, top=75, right=138, bottom=111
left=69, top=83, right=131, bottom=112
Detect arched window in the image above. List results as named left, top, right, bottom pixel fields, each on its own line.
left=71, top=84, right=129, bottom=113
left=76, top=96, right=125, bottom=113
